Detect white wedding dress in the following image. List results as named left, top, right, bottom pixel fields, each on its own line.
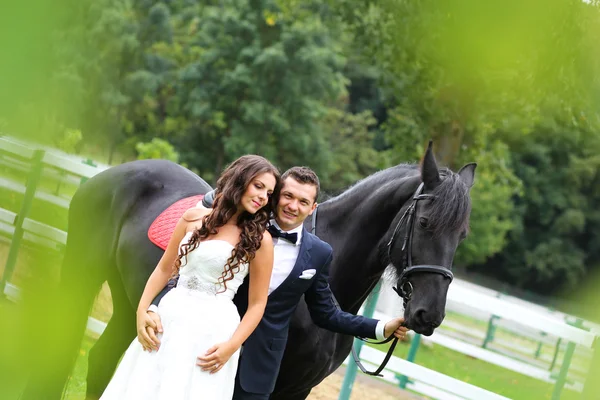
left=101, top=232, right=248, bottom=400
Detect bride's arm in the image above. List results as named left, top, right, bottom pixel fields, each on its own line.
left=136, top=216, right=188, bottom=314
left=136, top=212, right=201, bottom=353
left=197, top=232, right=274, bottom=373
left=229, top=232, right=273, bottom=347
left=138, top=207, right=207, bottom=315
left=137, top=207, right=208, bottom=351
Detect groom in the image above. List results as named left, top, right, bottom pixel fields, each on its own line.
left=139, top=166, right=407, bottom=399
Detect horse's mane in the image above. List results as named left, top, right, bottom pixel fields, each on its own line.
left=323, top=164, right=418, bottom=202
left=324, top=163, right=471, bottom=236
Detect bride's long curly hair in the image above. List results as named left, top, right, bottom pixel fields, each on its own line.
left=174, top=155, right=281, bottom=292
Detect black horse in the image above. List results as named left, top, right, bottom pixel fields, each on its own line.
left=20, top=142, right=475, bottom=400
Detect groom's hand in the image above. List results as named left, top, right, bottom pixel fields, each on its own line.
left=136, top=310, right=163, bottom=351
left=384, top=317, right=409, bottom=340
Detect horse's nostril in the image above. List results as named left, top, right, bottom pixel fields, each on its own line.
left=413, top=308, right=438, bottom=327
left=414, top=308, right=428, bottom=324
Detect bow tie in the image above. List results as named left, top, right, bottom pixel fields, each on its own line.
left=268, top=225, right=298, bottom=244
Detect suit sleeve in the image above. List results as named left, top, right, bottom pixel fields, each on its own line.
left=150, top=276, right=178, bottom=307
left=303, top=249, right=379, bottom=339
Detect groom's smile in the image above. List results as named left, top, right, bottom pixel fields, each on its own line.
left=275, top=177, right=318, bottom=231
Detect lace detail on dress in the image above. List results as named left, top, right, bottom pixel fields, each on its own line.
left=175, top=237, right=248, bottom=300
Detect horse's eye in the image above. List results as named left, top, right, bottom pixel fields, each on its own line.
left=419, top=217, right=428, bottom=229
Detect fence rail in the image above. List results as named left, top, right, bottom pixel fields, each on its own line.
left=342, top=343, right=511, bottom=400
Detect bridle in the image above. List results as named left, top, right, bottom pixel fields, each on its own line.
left=386, top=182, right=454, bottom=308
left=313, top=182, right=455, bottom=376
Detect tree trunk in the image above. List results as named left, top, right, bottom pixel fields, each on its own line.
left=107, top=110, right=122, bottom=165
left=432, top=120, right=464, bottom=169
left=213, top=141, right=225, bottom=186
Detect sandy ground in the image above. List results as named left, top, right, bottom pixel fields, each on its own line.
left=307, top=366, right=424, bottom=400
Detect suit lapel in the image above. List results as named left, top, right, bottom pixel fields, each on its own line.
left=269, top=227, right=312, bottom=297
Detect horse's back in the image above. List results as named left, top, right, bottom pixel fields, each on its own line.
left=66, top=159, right=213, bottom=295
left=74, top=159, right=210, bottom=219
left=76, top=159, right=205, bottom=197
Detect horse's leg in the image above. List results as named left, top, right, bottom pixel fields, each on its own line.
left=19, top=240, right=105, bottom=400
left=85, top=275, right=136, bottom=399
left=86, top=198, right=167, bottom=399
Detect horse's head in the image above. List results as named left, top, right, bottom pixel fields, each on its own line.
left=388, top=142, right=476, bottom=336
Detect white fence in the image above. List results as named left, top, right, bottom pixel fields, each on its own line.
left=342, top=345, right=511, bottom=400
left=370, top=279, right=597, bottom=399
left=0, top=135, right=109, bottom=275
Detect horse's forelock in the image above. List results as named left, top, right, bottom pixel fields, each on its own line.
left=427, top=168, right=472, bottom=237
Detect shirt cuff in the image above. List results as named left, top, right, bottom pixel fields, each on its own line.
left=375, top=320, right=387, bottom=340
left=148, top=304, right=159, bottom=314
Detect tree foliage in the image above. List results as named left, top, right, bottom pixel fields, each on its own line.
left=136, top=137, right=179, bottom=162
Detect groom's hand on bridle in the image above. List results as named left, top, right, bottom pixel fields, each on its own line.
left=136, top=310, right=163, bottom=351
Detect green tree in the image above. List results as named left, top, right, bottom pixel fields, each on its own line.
left=56, top=128, right=83, bottom=154
left=52, top=0, right=141, bottom=163
left=176, top=0, right=346, bottom=181
left=318, top=0, right=600, bottom=291
left=320, top=108, right=379, bottom=194
left=478, top=115, right=600, bottom=293
left=136, top=137, right=179, bottom=162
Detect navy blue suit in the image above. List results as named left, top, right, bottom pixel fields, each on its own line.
left=152, top=228, right=378, bottom=398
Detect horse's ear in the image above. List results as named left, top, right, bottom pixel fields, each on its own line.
left=421, top=140, right=441, bottom=188
left=457, top=163, right=477, bottom=188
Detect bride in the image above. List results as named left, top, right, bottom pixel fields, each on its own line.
left=100, top=155, right=280, bottom=399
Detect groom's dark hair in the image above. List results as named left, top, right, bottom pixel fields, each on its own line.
left=282, top=166, right=320, bottom=202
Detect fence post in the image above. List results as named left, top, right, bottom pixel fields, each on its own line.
left=338, top=281, right=381, bottom=400
left=1, top=149, right=45, bottom=295
left=534, top=332, right=547, bottom=359
left=482, top=314, right=499, bottom=349
left=549, top=337, right=562, bottom=371
left=551, top=318, right=583, bottom=400
left=398, top=333, right=422, bottom=389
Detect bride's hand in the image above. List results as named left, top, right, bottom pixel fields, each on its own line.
left=196, top=341, right=238, bottom=374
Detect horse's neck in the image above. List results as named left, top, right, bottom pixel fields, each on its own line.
left=316, top=173, right=421, bottom=313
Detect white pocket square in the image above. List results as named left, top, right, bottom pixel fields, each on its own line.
left=299, top=269, right=316, bottom=279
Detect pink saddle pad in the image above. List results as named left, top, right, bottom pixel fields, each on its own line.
left=148, top=195, right=205, bottom=250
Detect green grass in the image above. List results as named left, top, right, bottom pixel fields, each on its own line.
left=64, top=336, right=97, bottom=400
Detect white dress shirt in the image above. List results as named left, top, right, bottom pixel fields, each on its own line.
left=267, top=219, right=303, bottom=294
